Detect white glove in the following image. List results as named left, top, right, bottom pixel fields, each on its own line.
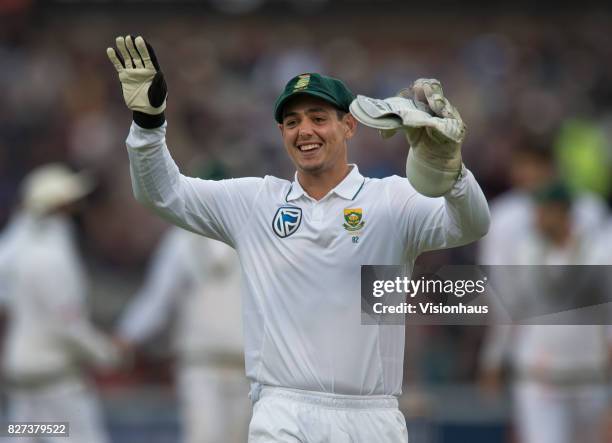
left=106, top=35, right=167, bottom=115
left=350, top=79, right=466, bottom=197
left=349, top=95, right=432, bottom=130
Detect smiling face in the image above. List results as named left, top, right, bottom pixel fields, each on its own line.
left=279, top=95, right=356, bottom=178
left=535, top=201, right=572, bottom=244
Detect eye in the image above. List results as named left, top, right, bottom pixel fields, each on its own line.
left=284, top=119, right=297, bottom=128
left=313, top=116, right=327, bottom=124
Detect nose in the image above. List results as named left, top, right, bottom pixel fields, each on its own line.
left=297, top=120, right=314, bottom=139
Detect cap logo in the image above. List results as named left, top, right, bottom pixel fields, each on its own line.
left=293, top=74, right=311, bottom=91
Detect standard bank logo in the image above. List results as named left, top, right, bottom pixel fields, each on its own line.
left=272, top=206, right=302, bottom=238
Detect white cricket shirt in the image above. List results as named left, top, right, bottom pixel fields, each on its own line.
left=126, top=122, right=490, bottom=396
left=478, top=192, right=610, bottom=380
left=118, top=227, right=244, bottom=361
left=1, top=213, right=119, bottom=380
left=478, top=190, right=607, bottom=266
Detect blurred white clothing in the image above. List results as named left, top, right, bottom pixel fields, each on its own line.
left=479, top=189, right=607, bottom=266
left=118, top=227, right=249, bottom=443
left=478, top=190, right=610, bottom=443
left=5, top=378, right=110, bottom=443
left=178, top=365, right=250, bottom=443
left=514, top=381, right=607, bottom=443
left=0, top=213, right=118, bottom=443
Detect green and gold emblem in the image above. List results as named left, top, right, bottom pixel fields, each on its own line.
left=343, top=208, right=365, bottom=232
left=293, top=74, right=311, bottom=91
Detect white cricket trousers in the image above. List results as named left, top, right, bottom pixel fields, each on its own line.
left=514, top=381, right=608, bottom=443
left=4, top=378, right=110, bottom=443
left=177, top=365, right=251, bottom=443
left=248, top=387, right=409, bottom=443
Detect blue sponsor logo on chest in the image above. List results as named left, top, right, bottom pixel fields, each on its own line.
left=272, top=206, right=302, bottom=238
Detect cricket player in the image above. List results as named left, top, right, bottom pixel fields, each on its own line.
left=479, top=142, right=607, bottom=266
left=107, top=35, right=490, bottom=442
left=479, top=181, right=610, bottom=443
left=116, top=225, right=250, bottom=443
left=0, top=164, right=121, bottom=443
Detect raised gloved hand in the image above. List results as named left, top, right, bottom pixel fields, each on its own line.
left=350, top=79, right=465, bottom=197
left=107, top=35, right=167, bottom=128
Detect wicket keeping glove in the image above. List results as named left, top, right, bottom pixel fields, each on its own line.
left=107, top=35, right=167, bottom=128
left=350, top=79, right=465, bottom=197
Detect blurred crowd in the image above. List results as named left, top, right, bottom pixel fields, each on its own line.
left=1, top=2, right=612, bottom=442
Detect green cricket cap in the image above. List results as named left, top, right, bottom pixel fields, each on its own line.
left=533, top=180, right=573, bottom=205
left=193, top=160, right=229, bottom=181
left=274, top=73, right=355, bottom=123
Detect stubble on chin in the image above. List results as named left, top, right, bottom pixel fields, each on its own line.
left=299, top=162, right=324, bottom=174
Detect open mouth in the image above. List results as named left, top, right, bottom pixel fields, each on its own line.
left=297, top=143, right=322, bottom=152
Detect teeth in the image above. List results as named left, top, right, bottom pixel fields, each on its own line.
left=299, top=144, right=320, bottom=151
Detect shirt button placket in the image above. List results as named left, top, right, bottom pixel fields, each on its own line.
left=312, top=203, right=323, bottom=222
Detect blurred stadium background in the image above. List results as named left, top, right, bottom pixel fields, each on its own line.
left=1, top=0, right=611, bottom=442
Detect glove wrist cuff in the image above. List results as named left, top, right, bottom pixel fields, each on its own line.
left=133, top=111, right=166, bottom=129
left=406, top=148, right=462, bottom=197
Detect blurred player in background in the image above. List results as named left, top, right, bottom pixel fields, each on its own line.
left=479, top=140, right=608, bottom=266
left=479, top=180, right=610, bottom=443
left=116, top=164, right=250, bottom=443
left=0, top=163, right=122, bottom=443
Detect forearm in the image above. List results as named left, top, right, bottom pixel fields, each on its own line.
left=126, top=121, right=204, bottom=233
left=62, top=322, right=120, bottom=369
left=117, top=298, right=168, bottom=345
left=117, top=242, right=189, bottom=345
left=441, top=166, right=490, bottom=246
left=126, top=121, right=174, bottom=208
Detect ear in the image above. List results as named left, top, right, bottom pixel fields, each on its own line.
left=343, top=113, right=357, bottom=139
left=278, top=123, right=284, bottom=135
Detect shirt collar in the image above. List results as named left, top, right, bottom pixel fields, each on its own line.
left=286, top=164, right=365, bottom=202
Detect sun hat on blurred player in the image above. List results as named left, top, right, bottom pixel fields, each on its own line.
left=21, top=163, right=95, bottom=216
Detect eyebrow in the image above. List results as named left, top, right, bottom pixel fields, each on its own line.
left=283, top=107, right=329, bottom=119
